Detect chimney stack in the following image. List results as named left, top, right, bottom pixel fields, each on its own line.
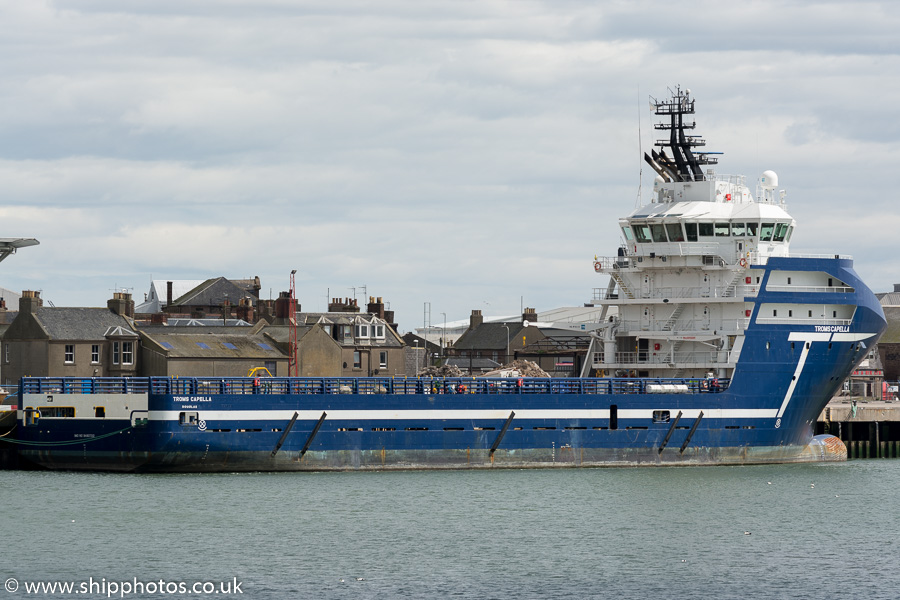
left=19, top=290, right=42, bottom=314
left=108, top=292, right=135, bottom=318
left=274, top=291, right=292, bottom=319
left=328, top=297, right=360, bottom=313
left=366, top=296, right=385, bottom=319
left=236, top=297, right=256, bottom=323
left=469, top=309, right=483, bottom=330
left=166, top=281, right=173, bottom=307
left=522, top=307, right=538, bottom=323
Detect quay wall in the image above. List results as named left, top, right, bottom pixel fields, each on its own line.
left=817, top=399, right=900, bottom=459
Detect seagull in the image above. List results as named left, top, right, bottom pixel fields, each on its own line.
left=767, top=482, right=772, bottom=485
left=744, top=531, right=751, bottom=535
left=339, top=579, right=345, bottom=583
left=355, top=578, right=365, bottom=581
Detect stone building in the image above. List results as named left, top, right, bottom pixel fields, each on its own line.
left=1, top=291, right=139, bottom=386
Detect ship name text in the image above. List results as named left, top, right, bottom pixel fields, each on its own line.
left=174, top=396, right=213, bottom=403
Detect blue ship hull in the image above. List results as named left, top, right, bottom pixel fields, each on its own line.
left=12, top=257, right=886, bottom=471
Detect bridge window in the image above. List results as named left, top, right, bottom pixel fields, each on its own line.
left=746, top=222, right=758, bottom=236
left=650, top=224, right=667, bottom=242
left=633, top=223, right=651, bottom=243
left=714, top=222, right=730, bottom=236
left=731, top=222, right=746, bottom=236
left=684, top=222, right=698, bottom=242
left=698, top=223, right=714, bottom=237
left=760, top=223, right=775, bottom=241
left=621, top=226, right=634, bottom=241
left=773, top=223, right=790, bottom=242
left=665, top=223, right=685, bottom=242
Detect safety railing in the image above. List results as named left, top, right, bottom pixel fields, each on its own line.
left=20, top=376, right=732, bottom=396
left=19, top=377, right=151, bottom=395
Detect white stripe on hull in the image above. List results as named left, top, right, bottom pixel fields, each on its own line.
left=149, top=407, right=779, bottom=422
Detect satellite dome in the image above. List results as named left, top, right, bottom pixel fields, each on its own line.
left=760, top=170, right=778, bottom=190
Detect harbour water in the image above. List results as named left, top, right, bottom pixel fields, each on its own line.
left=3, top=462, right=899, bottom=599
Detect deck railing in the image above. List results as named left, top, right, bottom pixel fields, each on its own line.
left=19, top=376, right=731, bottom=396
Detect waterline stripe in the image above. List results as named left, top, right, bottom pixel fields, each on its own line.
left=149, top=408, right=778, bottom=422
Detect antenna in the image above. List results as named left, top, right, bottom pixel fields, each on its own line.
left=636, top=84, right=643, bottom=207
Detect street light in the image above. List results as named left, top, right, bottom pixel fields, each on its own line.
left=441, top=312, right=446, bottom=362
left=501, top=323, right=510, bottom=365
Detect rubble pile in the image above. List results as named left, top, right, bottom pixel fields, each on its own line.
left=481, top=360, right=550, bottom=378
left=417, top=364, right=465, bottom=378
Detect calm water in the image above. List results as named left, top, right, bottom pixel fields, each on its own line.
left=2, top=462, right=899, bottom=599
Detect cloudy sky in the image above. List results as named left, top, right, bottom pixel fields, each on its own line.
left=2, top=0, right=899, bottom=331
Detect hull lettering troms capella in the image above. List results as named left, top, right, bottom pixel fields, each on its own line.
left=15, top=87, right=886, bottom=471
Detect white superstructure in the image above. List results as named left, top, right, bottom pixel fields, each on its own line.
left=583, top=87, right=851, bottom=378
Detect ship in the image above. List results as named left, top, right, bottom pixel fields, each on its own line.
left=12, top=87, right=886, bottom=471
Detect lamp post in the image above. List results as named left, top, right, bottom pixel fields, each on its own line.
left=502, top=323, right=510, bottom=365
left=441, top=312, right=446, bottom=362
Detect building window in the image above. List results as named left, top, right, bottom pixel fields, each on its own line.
left=91, top=344, right=100, bottom=364
left=113, top=342, right=120, bottom=365
left=355, top=324, right=369, bottom=338
left=64, top=344, right=75, bottom=364
left=374, top=325, right=385, bottom=338
left=379, top=351, right=387, bottom=369
left=122, top=341, right=134, bottom=365
left=353, top=351, right=361, bottom=369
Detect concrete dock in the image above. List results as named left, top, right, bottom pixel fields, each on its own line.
left=817, top=398, right=900, bottom=459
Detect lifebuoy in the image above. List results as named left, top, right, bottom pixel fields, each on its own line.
left=739, top=258, right=747, bottom=268
left=593, top=261, right=602, bottom=272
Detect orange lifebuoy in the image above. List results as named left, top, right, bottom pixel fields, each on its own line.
left=739, top=258, right=747, bottom=268
left=593, top=261, right=602, bottom=272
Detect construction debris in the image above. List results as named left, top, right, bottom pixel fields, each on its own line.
left=480, top=360, right=550, bottom=378
left=417, top=364, right=465, bottom=378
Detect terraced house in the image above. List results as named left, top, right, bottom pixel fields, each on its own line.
left=1, top=291, right=139, bottom=386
